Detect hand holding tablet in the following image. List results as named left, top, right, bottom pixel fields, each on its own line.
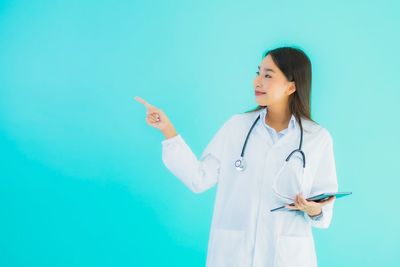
left=270, top=191, right=352, bottom=212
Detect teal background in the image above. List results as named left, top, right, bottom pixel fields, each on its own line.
left=1, top=0, right=399, bottom=266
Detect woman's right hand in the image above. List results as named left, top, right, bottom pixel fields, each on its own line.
left=134, top=96, right=177, bottom=139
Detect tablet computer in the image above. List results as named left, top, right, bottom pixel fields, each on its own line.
left=270, top=191, right=352, bottom=212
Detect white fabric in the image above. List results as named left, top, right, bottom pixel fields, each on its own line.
left=161, top=108, right=339, bottom=267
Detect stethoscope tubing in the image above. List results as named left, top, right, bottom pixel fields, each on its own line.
left=234, top=113, right=306, bottom=171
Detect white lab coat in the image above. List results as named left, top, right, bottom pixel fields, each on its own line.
left=161, top=109, right=338, bottom=267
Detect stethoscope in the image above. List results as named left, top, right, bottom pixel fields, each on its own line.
left=234, top=113, right=306, bottom=171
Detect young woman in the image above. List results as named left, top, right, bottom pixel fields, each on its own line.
left=135, top=46, right=338, bottom=267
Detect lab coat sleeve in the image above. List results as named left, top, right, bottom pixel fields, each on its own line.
left=303, top=130, right=339, bottom=228
left=161, top=116, right=234, bottom=194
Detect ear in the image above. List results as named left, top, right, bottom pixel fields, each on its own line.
left=286, top=81, right=296, bottom=96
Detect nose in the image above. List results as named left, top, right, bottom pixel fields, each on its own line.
left=253, top=75, right=261, bottom=89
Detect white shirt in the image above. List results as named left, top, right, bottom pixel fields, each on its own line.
left=259, top=106, right=296, bottom=144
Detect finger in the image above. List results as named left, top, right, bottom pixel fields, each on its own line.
left=134, top=96, right=154, bottom=109
left=295, top=194, right=304, bottom=209
left=286, top=204, right=299, bottom=210
left=151, top=115, right=160, bottom=123
left=298, top=194, right=308, bottom=206
left=297, top=193, right=303, bottom=205
left=146, top=116, right=155, bottom=124
left=146, top=108, right=162, bottom=118
left=148, top=113, right=160, bottom=122
left=150, top=113, right=160, bottom=119
left=146, top=117, right=158, bottom=126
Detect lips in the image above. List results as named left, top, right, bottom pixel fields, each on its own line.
left=255, top=90, right=266, bottom=96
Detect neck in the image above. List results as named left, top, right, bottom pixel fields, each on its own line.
left=265, top=104, right=292, bottom=131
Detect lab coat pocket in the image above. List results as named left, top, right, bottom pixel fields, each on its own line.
left=209, top=228, right=245, bottom=267
left=273, top=235, right=317, bottom=267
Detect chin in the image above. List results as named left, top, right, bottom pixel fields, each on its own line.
left=255, top=99, right=268, bottom=106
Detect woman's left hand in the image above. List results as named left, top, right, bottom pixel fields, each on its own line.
left=285, top=193, right=336, bottom=216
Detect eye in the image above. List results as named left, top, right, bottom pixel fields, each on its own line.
left=256, top=71, right=271, bottom=78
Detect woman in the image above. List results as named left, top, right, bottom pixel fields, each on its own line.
left=135, top=46, right=338, bottom=267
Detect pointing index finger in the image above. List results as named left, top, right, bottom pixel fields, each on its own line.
left=134, top=96, right=154, bottom=109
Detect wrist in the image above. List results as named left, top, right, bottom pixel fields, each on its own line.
left=162, top=128, right=177, bottom=139
left=307, top=207, right=322, bottom=217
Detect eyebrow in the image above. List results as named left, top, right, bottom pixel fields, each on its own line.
left=257, top=66, right=275, bottom=73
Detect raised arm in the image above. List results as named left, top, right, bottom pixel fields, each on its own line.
left=135, top=95, right=234, bottom=193
left=161, top=116, right=234, bottom=193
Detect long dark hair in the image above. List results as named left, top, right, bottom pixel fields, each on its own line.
left=244, top=46, right=317, bottom=126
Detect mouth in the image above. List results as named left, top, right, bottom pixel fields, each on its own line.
left=255, top=90, right=266, bottom=96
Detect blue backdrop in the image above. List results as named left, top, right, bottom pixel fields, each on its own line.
left=1, top=0, right=399, bottom=266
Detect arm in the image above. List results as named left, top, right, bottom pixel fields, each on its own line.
left=161, top=116, right=234, bottom=194
left=303, top=130, right=339, bottom=228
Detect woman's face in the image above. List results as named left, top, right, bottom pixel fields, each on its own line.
left=253, top=54, right=296, bottom=107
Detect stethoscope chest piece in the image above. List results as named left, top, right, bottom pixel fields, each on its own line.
left=234, top=157, right=246, bottom=171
